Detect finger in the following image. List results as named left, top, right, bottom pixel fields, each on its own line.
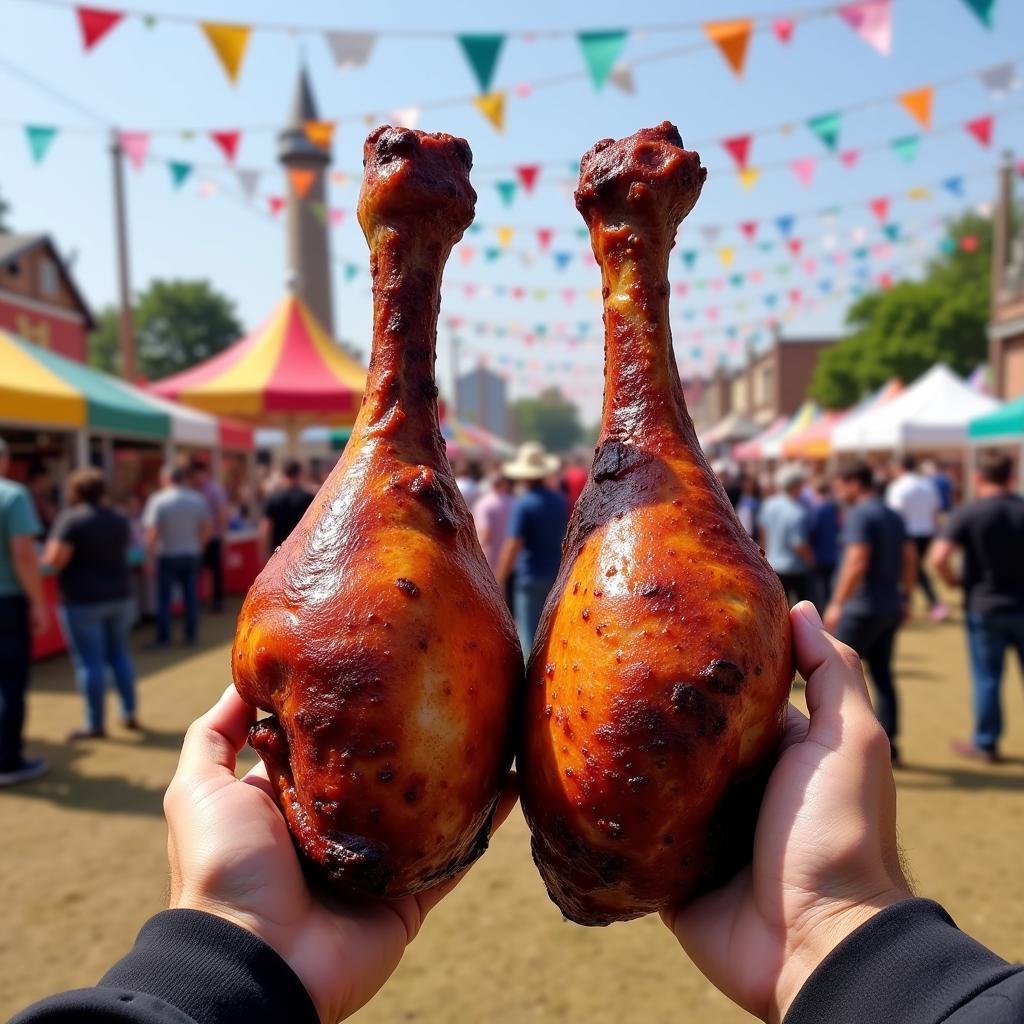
left=241, top=760, right=278, bottom=802
left=777, top=703, right=809, bottom=754
left=176, top=685, right=257, bottom=783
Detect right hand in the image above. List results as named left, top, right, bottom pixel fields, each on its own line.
left=662, top=602, right=912, bottom=1023
left=30, top=598, right=49, bottom=636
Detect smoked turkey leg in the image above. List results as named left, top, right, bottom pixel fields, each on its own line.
left=233, top=126, right=522, bottom=899
left=520, top=123, right=793, bottom=925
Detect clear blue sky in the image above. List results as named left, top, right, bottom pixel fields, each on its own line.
left=1, top=0, right=1022, bottom=421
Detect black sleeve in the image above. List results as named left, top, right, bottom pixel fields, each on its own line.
left=785, top=898, right=1024, bottom=1024
left=942, top=504, right=968, bottom=544
left=10, top=910, right=319, bottom=1024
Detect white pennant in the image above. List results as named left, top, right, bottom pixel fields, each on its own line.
left=978, top=61, right=1019, bottom=97
left=609, top=61, right=635, bottom=94
left=390, top=106, right=421, bottom=129
left=236, top=168, right=261, bottom=201
left=326, top=31, right=376, bottom=70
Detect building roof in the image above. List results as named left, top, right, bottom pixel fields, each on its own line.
left=278, top=67, right=329, bottom=164
left=0, top=232, right=96, bottom=329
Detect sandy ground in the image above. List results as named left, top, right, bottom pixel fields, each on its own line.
left=1, top=599, right=1022, bottom=1022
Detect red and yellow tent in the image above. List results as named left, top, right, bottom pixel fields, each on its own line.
left=151, top=295, right=366, bottom=427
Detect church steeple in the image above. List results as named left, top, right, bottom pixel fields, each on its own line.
left=278, top=66, right=335, bottom=336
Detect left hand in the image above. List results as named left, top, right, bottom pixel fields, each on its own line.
left=165, top=686, right=517, bottom=1024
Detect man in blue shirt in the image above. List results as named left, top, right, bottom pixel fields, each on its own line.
left=758, top=464, right=814, bottom=607
left=496, top=443, right=569, bottom=653
left=0, top=437, right=50, bottom=786
left=807, top=476, right=841, bottom=613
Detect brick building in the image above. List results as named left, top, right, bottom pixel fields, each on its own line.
left=456, top=363, right=510, bottom=438
left=989, top=153, right=1024, bottom=399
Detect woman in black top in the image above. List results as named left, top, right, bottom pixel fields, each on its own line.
left=43, top=468, right=139, bottom=740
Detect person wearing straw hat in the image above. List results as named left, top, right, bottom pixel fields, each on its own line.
left=496, top=442, right=568, bottom=654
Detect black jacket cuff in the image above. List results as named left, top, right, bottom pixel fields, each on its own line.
left=784, top=898, right=1021, bottom=1024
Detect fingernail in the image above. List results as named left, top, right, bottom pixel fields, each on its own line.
left=795, top=601, right=823, bottom=627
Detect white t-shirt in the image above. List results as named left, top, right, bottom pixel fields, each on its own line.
left=885, top=473, right=940, bottom=537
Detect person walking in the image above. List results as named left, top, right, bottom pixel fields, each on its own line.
left=930, top=451, right=1024, bottom=764
left=143, top=465, right=211, bottom=649
left=825, top=461, right=917, bottom=763
left=886, top=454, right=949, bottom=621
left=807, top=476, right=841, bottom=613
left=190, top=459, right=228, bottom=614
left=0, top=438, right=49, bottom=787
left=735, top=474, right=762, bottom=537
left=758, top=464, right=814, bottom=607
left=43, top=468, right=138, bottom=740
left=473, top=471, right=515, bottom=607
left=496, top=443, right=568, bottom=653
left=260, top=460, right=313, bottom=562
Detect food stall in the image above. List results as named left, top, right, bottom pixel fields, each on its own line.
left=966, top=395, right=1024, bottom=494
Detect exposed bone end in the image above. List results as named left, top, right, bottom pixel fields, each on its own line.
left=358, top=126, right=476, bottom=239
left=575, top=122, right=706, bottom=229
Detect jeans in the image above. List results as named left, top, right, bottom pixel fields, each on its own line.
left=157, top=554, right=201, bottom=645
left=912, top=536, right=939, bottom=608
left=202, top=537, right=224, bottom=611
left=836, top=611, right=902, bottom=744
left=514, top=577, right=555, bottom=655
left=965, top=611, right=1024, bottom=752
left=59, top=599, right=137, bottom=732
left=0, top=594, right=30, bottom=771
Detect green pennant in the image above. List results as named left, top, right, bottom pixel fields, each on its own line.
left=883, top=222, right=901, bottom=242
left=468, top=222, right=484, bottom=234
left=681, top=249, right=698, bottom=269
left=891, top=135, right=920, bottom=163
left=568, top=160, right=581, bottom=177
left=730, top=273, right=745, bottom=287
left=168, top=160, right=192, bottom=189
left=344, top=263, right=359, bottom=281
left=495, top=180, right=518, bottom=207
left=959, top=0, right=996, bottom=27
left=458, top=33, right=506, bottom=92
left=806, top=111, right=842, bottom=152
left=309, top=201, right=327, bottom=225
left=484, top=247, right=501, bottom=262
left=25, top=125, right=57, bottom=164
left=577, top=29, right=629, bottom=90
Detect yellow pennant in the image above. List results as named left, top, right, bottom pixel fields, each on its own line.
left=907, top=185, right=932, bottom=200
left=473, top=91, right=506, bottom=132
left=201, top=22, right=252, bottom=84
left=496, top=225, right=514, bottom=248
left=303, top=120, right=336, bottom=149
left=738, top=166, right=760, bottom=191
left=288, top=167, right=317, bottom=199
left=899, top=86, right=934, bottom=129
left=718, top=246, right=735, bottom=268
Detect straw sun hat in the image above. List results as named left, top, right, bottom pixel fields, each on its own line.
left=502, top=441, right=561, bottom=481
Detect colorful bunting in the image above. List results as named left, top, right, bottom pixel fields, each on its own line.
left=890, top=134, right=920, bottom=162
left=288, top=167, right=317, bottom=199
left=168, top=161, right=192, bottom=189
left=791, top=157, right=816, bottom=187
left=210, top=130, right=241, bottom=164
left=200, top=22, right=251, bottom=84
left=236, top=169, right=260, bottom=201
left=609, top=62, right=635, bottom=94
left=495, top=180, right=518, bottom=207
left=776, top=215, right=796, bottom=237
left=739, top=221, right=758, bottom=241
left=942, top=175, right=965, bottom=196
left=325, top=31, right=376, bottom=70
left=883, top=223, right=901, bottom=241
left=473, top=91, right=506, bottom=131
left=24, top=125, right=57, bottom=164
left=965, top=115, right=994, bottom=147
left=390, top=107, right=421, bottom=130
left=959, top=0, right=997, bottom=27
left=807, top=111, right=842, bottom=152
left=703, top=20, right=754, bottom=79
left=838, top=0, right=892, bottom=56
left=267, top=195, right=285, bottom=216
left=787, top=239, right=803, bottom=256
left=978, top=61, right=1017, bottom=96
left=868, top=197, right=890, bottom=221
left=496, top=226, right=514, bottom=248
left=899, top=86, right=934, bottom=129
left=303, top=121, right=336, bottom=149
left=516, top=165, right=540, bottom=193
left=960, top=235, right=979, bottom=253
left=577, top=30, right=629, bottom=89
left=458, top=33, right=506, bottom=93
left=76, top=6, right=123, bottom=51
left=722, top=134, right=752, bottom=170
left=772, top=17, right=795, bottom=43
left=738, top=167, right=760, bottom=191
left=681, top=250, right=699, bottom=270
left=839, top=148, right=861, bottom=168
left=553, top=252, right=572, bottom=270
left=309, top=201, right=327, bottom=226
left=536, top=228, right=553, bottom=250
left=718, top=246, right=735, bottom=268
left=117, top=131, right=149, bottom=171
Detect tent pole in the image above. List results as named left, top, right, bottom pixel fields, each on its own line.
left=964, top=445, right=975, bottom=501
left=74, top=430, right=89, bottom=468
left=285, top=419, right=301, bottom=459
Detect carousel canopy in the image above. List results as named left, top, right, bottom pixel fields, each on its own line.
left=151, top=295, right=366, bottom=426
left=968, top=395, right=1024, bottom=444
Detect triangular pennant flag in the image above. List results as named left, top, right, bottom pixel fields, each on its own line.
left=288, top=167, right=317, bottom=199
left=907, top=186, right=931, bottom=200
left=210, top=130, right=241, bottom=164
left=76, top=6, right=123, bottom=51
left=516, top=165, right=540, bottom=193
left=791, top=156, right=816, bottom=186
left=807, top=111, right=842, bottom=152
left=118, top=131, right=150, bottom=171
left=959, top=0, right=997, bottom=27
left=738, top=166, right=760, bottom=191
left=899, top=86, right=934, bottom=129
left=838, top=0, right=892, bottom=56
left=776, top=215, right=796, bottom=237
left=458, top=34, right=506, bottom=93
left=839, top=148, right=861, bottom=168
left=787, top=238, right=803, bottom=256
left=484, top=247, right=501, bottom=262
left=965, top=115, right=994, bottom=147
left=681, top=250, right=699, bottom=270
left=495, top=180, right=518, bottom=207
left=553, top=252, right=572, bottom=270
left=200, top=23, right=251, bottom=84
left=609, top=62, right=635, bottom=94
left=344, top=263, right=359, bottom=282
left=391, top=107, right=421, bottom=130
left=326, top=31, right=376, bottom=69
left=536, top=228, right=553, bottom=250
left=722, top=134, right=752, bottom=170
left=303, top=120, right=335, bottom=149
left=496, top=226, right=514, bottom=248
left=891, top=134, right=920, bottom=162
left=168, top=161, right=192, bottom=189
left=883, top=222, right=901, bottom=241
left=309, top=201, right=327, bottom=225
left=718, top=246, right=735, bottom=268
left=942, top=175, right=965, bottom=196
left=267, top=195, right=285, bottom=216
left=236, top=168, right=260, bottom=201
left=869, top=197, right=890, bottom=221
left=773, top=17, right=795, bottom=43
left=979, top=61, right=1017, bottom=96
left=703, top=19, right=754, bottom=77
left=739, top=220, right=758, bottom=241
left=473, top=92, right=506, bottom=132
left=25, top=125, right=57, bottom=164
left=577, top=30, right=629, bottom=90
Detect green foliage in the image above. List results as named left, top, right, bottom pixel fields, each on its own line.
left=0, top=188, right=10, bottom=232
left=809, top=211, right=992, bottom=409
left=510, top=387, right=583, bottom=453
left=89, top=278, right=243, bottom=380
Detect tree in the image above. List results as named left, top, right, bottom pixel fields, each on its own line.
left=510, top=387, right=583, bottom=453
left=809, top=211, right=992, bottom=408
left=89, top=278, right=243, bottom=379
left=0, top=187, right=10, bottom=232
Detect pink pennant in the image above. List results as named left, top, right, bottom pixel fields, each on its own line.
left=838, top=0, right=892, bottom=56
left=118, top=131, right=150, bottom=171
left=459, top=246, right=476, bottom=265
left=788, top=288, right=802, bottom=304
left=739, top=220, right=758, bottom=241
left=787, top=238, right=803, bottom=256
left=706, top=307, right=719, bottom=322
left=673, top=282, right=688, bottom=297
left=802, top=258, right=818, bottom=275
left=511, top=286, right=526, bottom=300
left=210, top=130, right=241, bottom=164
left=772, top=17, right=795, bottom=43
left=329, top=208, right=345, bottom=226
left=722, top=134, right=752, bottom=170
left=561, top=289, right=576, bottom=304
left=839, top=148, right=861, bottom=168
left=965, top=115, right=994, bottom=148
left=462, top=283, right=477, bottom=298
left=514, top=83, right=533, bottom=98
left=536, top=228, right=553, bottom=250
left=267, top=195, right=285, bottom=216
left=878, top=272, right=893, bottom=289
left=711, top=278, right=724, bottom=292
left=516, top=164, right=541, bottom=192
left=869, top=197, right=890, bottom=221
left=833, top=251, right=848, bottom=266
left=791, top=156, right=816, bottom=186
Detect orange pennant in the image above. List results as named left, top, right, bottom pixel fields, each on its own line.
left=303, top=120, right=336, bottom=149
left=899, top=86, right=934, bottom=129
left=288, top=167, right=317, bottom=199
left=703, top=19, right=753, bottom=77
left=473, top=91, right=506, bottom=132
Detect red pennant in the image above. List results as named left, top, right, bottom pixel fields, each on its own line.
left=788, top=288, right=802, bottom=304
left=722, top=134, right=752, bottom=170
left=516, top=164, right=541, bottom=192
left=787, top=238, right=803, bottom=256
left=267, top=196, right=285, bottom=216
left=536, top=228, right=553, bottom=250
left=772, top=17, right=795, bottom=43
left=878, top=273, right=894, bottom=290
left=965, top=115, right=993, bottom=148
left=76, top=6, right=123, bottom=50
left=839, top=148, right=860, bottom=168
left=739, top=220, right=758, bottom=241
left=210, top=130, right=241, bottom=164
left=511, top=286, right=526, bottom=300
left=869, top=197, right=890, bottom=221
left=960, top=235, right=979, bottom=253
left=673, top=282, right=688, bottom=297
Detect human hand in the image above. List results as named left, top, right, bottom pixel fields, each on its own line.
left=164, top=686, right=517, bottom=1024
left=30, top=598, right=49, bottom=636
left=822, top=600, right=842, bottom=634
left=662, top=602, right=911, bottom=1024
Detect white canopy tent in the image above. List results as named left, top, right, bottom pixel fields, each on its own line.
left=832, top=364, right=1000, bottom=453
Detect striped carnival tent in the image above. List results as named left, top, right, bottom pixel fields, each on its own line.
left=732, top=415, right=789, bottom=462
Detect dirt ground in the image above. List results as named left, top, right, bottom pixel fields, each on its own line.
left=1, top=599, right=1022, bottom=1022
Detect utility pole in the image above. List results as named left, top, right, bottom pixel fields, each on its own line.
left=110, top=131, right=136, bottom=381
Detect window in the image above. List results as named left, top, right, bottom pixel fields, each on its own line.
left=39, top=258, right=59, bottom=296
left=5, top=259, right=20, bottom=278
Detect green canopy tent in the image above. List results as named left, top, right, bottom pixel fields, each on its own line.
left=966, top=396, right=1024, bottom=495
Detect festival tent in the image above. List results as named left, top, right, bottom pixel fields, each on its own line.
left=732, top=415, right=789, bottom=462
left=762, top=401, right=819, bottom=460
left=699, top=412, right=759, bottom=449
left=832, top=364, right=1000, bottom=452
left=968, top=396, right=1024, bottom=445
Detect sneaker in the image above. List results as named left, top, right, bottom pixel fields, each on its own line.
left=0, top=758, right=50, bottom=787
left=122, top=716, right=142, bottom=731
left=951, top=739, right=999, bottom=765
left=67, top=728, right=106, bottom=742
left=929, top=603, right=950, bottom=623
